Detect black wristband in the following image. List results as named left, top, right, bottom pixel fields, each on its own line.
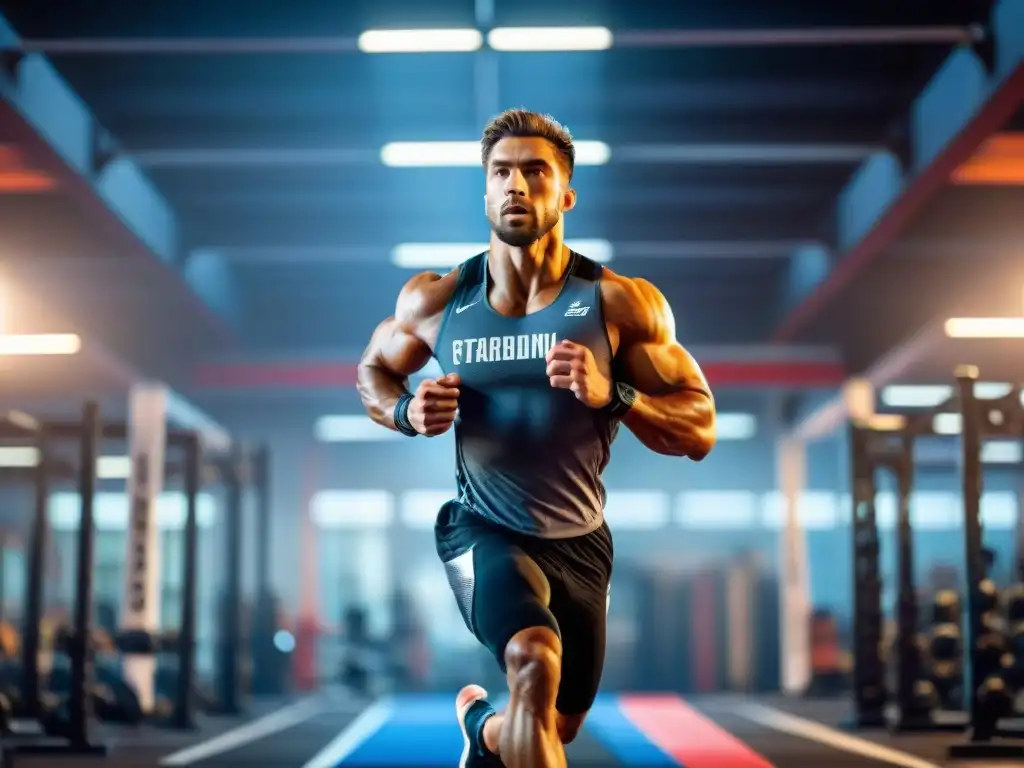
left=607, top=382, right=637, bottom=419
left=393, top=393, right=419, bottom=437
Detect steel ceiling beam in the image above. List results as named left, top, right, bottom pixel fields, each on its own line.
left=127, top=144, right=878, bottom=168
left=1, top=25, right=981, bottom=55
left=772, top=2, right=1024, bottom=341
left=0, top=12, right=237, bottom=340
left=206, top=240, right=821, bottom=264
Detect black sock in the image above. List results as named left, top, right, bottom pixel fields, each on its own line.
left=464, top=699, right=497, bottom=757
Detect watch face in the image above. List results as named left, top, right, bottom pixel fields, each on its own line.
left=616, top=382, right=637, bottom=407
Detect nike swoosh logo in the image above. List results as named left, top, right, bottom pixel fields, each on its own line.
left=455, top=302, right=479, bottom=314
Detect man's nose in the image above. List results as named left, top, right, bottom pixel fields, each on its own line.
left=503, top=168, right=527, bottom=196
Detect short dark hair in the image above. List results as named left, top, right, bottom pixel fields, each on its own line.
left=480, top=108, right=576, bottom=180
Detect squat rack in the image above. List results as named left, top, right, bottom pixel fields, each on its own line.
left=847, top=367, right=1024, bottom=759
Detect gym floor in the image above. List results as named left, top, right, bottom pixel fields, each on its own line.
left=9, top=693, right=1014, bottom=768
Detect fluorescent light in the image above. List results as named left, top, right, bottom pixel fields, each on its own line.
left=380, top=140, right=610, bottom=167
left=488, top=26, right=613, bottom=51
left=881, top=382, right=1018, bottom=408
left=881, top=385, right=951, bottom=408
left=358, top=28, right=483, bottom=53
left=567, top=239, right=614, bottom=263
left=315, top=415, right=402, bottom=442
left=680, top=491, right=758, bottom=529
left=716, top=412, right=757, bottom=440
left=761, top=491, right=839, bottom=530
left=97, top=455, right=131, bottom=479
left=381, top=141, right=478, bottom=167
left=0, top=333, right=80, bottom=355
left=311, top=490, right=393, bottom=528
left=909, top=491, right=960, bottom=530
left=0, top=447, right=38, bottom=467
left=400, top=489, right=452, bottom=529
left=944, top=317, right=1024, bottom=338
left=933, top=413, right=962, bottom=435
left=981, top=492, right=1016, bottom=529
left=392, top=242, right=486, bottom=268
left=0, top=449, right=132, bottom=476
left=604, top=491, right=669, bottom=530
left=982, top=440, right=1023, bottom=464
left=317, top=409, right=753, bottom=441
left=391, top=239, right=614, bottom=269
left=49, top=492, right=216, bottom=531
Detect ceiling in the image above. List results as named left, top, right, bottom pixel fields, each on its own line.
left=0, top=0, right=1023, bottom=426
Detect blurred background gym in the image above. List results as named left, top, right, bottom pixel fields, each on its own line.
left=0, top=1, right=1022, bottom=766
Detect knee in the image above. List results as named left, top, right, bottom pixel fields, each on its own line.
left=556, top=713, right=586, bottom=744
left=504, top=626, right=562, bottom=702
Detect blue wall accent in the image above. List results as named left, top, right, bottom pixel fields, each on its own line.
left=184, top=249, right=241, bottom=328
left=994, top=0, right=1024, bottom=83
left=775, top=243, right=832, bottom=320
left=911, top=48, right=988, bottom=172
left=835, top=152, right=903, bottom=252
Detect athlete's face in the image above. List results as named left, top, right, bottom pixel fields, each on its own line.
left=484, top=137, right=576, bottom=247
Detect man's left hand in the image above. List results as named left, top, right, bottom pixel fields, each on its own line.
left=545, top=340, right=612, bottom=409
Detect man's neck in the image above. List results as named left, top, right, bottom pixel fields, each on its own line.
left=488, top=234, right=570, bottom=300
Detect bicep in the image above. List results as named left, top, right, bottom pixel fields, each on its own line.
left=611, top=276, right=711, bottom=398
left=361, top=269, right=454, bottom=376
left=620, top=339, right=711, bottom=398
left=362, top=316, right=433, bottom=377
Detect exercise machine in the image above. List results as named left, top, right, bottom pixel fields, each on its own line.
left=946, top=368, right=1024, bottom=760
left=203, top=442, right=277, bottom=712
left=849, top=367, right=1024, bottom=756
left=848, top=417, right=940, bottom=731
left=2, top=404, right=205, bottom=754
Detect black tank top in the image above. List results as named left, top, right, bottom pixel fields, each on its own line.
left=433, top=250, right=618, bottom=539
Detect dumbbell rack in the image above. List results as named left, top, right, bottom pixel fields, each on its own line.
left=847, top=422, right=942, bottom=732
left=946, top=370, right=1024, bottom=759
left=846, top=422, right=890, bottom=729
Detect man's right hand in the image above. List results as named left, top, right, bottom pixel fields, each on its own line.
left=408, top=373, right=461, bottom=436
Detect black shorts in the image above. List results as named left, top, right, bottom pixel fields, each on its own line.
left=435, top=500, right=613, bottom=716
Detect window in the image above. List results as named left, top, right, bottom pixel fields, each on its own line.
left=48, top=492, right=217, bottom=530
left=911, top=492, right=960, bottom=530
left=761, top=491, right=838, bottom=530
left=981, top=492, right=1016, bottom=530
left=400, top=490, right=452, bottom=530
left=679, top=491, right=758, bottom=529
left=311, top=490, right=393, bottom=529
left=311, top=491, right=395, bottom=637
left=605, top=491, right=669, bottom=530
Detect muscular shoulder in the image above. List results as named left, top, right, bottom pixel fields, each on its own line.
left=395, top=269, right=460, bottom=328
left=599, top=268, right=676, bottom=344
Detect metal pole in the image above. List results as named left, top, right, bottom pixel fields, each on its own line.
left=4, top=25, right=983, bottom=55
left=955, top=367, right=986, bottom=736
left=216, top=449, right=244, bottom=715
left=848, top=424, right=887, bottom=728
left=614, top=25, right=984, bottom=49
left=254, top=446, right=270, bottom=597
left=69, top=401, right=100, bottom=747
left=20, top=426, right=48, bottom=722
left=172, top=433, right=201, bottom=730
left=893, top=434, right=927, bottom=729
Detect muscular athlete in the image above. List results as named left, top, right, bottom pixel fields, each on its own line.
left=357, top=109, right=716, bottom=768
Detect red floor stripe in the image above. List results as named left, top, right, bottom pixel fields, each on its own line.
left=620, top=695, right=774, bottom=768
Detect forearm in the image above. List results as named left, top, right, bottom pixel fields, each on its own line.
left=622, top=389, right=716, bottom=459
left=356, top=361, right=410, bottom=430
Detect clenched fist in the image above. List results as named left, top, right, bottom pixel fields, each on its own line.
left=545, top=340, right=612, bottom=409
left=408, top=373, right=461, bottom=436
